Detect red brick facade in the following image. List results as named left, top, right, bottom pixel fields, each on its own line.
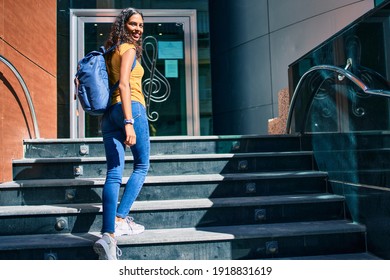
left=0, top=0, right=57, bottom=182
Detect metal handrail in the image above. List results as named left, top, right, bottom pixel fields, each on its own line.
left=0, top=55, right=40, bottom=139
left=285, top=64, right=390, bottom=134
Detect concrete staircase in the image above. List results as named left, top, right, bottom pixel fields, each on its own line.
left=0, top=135, right=379, bottom=260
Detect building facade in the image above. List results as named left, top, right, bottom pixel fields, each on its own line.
left=0, top=0, right=57, bottom=182
left=0, top=0, right=377, bottom=181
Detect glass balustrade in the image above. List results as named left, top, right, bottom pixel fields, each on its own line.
left=287, top=0, right=390, bottom=259
left=287, top=0, right=390, bottom=187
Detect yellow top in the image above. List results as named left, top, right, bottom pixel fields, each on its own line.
left=107, top=43, right=145, bottom=107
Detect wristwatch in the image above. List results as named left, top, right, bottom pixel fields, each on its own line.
left=124, top=118, right=135, bottom=125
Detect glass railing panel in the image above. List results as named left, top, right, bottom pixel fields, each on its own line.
left=307, top=70, right=390, bottom=133
left=287, top=66, right=390, bottom=134
left=286, top=0, right=390, bottom=259
left=288, top=1, right=390, bottom=117
left=286, top=0, right=390, bottom=187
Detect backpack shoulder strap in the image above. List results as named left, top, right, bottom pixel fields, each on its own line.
left=99, top=45, right=117, bottom=56
left=131, top=56, right=137, bottom=70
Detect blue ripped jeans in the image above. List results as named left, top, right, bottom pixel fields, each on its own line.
left=101, top=101, right=150, bottom=234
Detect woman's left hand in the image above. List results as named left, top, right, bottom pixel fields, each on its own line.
left=124, top=124, right=136, bottom=147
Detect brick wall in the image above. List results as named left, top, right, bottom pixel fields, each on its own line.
left=0, top=0, right=57, bottom=182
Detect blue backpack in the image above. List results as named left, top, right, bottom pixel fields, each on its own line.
left=75, top=45, right=136, bottom=116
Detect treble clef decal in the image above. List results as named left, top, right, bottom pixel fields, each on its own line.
left=142, top=36, right=171, bottom=122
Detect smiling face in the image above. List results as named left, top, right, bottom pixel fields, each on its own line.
left=125, top=13, right=144, bottom=42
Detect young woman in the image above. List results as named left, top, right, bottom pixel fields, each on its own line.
left=93, top=7, right=150, bottom=260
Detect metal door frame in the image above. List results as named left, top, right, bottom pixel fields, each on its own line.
left=69, top=9, right=199, bottom=138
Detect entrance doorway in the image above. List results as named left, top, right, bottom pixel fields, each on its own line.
left=70, top=9, right=199, bottom=138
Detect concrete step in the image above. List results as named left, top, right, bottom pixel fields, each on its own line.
left=2, top=134, right=373, bottom=260
left=0, top=220, right=366, bottom=260
left=0, top=193, right=345, bottom=235
left=12, top=151, right=316, bottom=180
left=23, top=135, right=309, bottom=158
left=0, top=171, right=328, bottom=206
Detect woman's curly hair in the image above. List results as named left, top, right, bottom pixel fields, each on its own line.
left=105, top=7, right=144, bottom=58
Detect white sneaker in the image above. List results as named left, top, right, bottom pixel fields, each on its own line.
left=93, top=233, right=122, bottom=260
left=115, top=216, right=145, bottom=237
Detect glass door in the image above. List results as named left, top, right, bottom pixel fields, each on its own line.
left=69, top=9, right=199, bottom=138
left=142, top=20, right=187, bottom=136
